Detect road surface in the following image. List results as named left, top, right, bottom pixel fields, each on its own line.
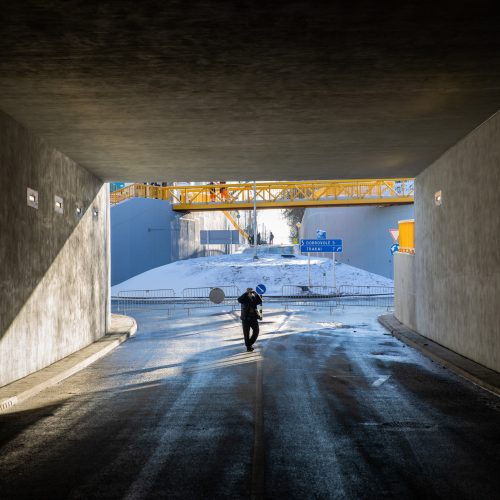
left=1, top=306, right=499, bottom=499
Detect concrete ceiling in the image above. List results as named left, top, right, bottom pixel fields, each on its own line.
left=1, top=1, right=500, bottom=182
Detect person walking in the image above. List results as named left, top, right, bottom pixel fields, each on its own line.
left=269, top=231, right=274, bottom=245
left=238, top=288, right=262, bottom=352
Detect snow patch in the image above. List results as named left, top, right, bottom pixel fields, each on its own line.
left=112, top=252, right=393, bottom=296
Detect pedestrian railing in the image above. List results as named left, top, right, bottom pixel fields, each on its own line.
left=336, top=285, right=394, bottom=308
left=182, top=286, right=241, bottom=314
left=112, top=284, right=394, bottom=317
left=116, top=289, right=176, bottom=315
left=281, top=285, right=338, bottom=309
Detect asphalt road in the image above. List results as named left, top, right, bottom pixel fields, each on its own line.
left=1, top=307, right=499, bottom=499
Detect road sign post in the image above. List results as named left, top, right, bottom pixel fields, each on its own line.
left=308, top=252, right=311, bottom=287
left=255, top=284, right=266, bottom=319
left=209, top=287, right=225, bottom=304
left=253, top=181, right=258, bottom=259
left=333, top=251, right=336, bottom=290
left=300, top=239, right=343, bottom=289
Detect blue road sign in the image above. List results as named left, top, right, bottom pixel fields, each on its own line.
left=256, top=284, right=266, bottom=295
left=316, top=230, right=327, bottom=239
left=390, top=243, right=399, bottom=255
left=300, top=239, right=343, bottom=253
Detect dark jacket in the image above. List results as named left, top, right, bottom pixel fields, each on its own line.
left=238, top=292, right=262, bottom=321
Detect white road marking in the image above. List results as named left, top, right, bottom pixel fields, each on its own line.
left=251, top=311, right=293, bottom=500
left=372, top=375, right=391, bottom=387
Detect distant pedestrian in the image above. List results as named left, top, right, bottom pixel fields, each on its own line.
left=219, top=181, right=228, bottom=200
left=248, top=234, right=254, bottom=245
left=269, top=231, right=274, bottom=245
left=209, top=182, right=216, bottom=202
left=257, top=232, right=261, bottom=245
left=238, top=288, right=263, bottom=352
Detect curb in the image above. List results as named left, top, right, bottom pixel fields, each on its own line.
left=378, top=314, right=500, bottom=397
left=0, top=314, right=137, bottom=413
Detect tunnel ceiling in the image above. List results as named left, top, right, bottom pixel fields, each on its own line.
left=1, top=1, right=500, bottom=182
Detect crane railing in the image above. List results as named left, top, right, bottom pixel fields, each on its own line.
left=110, top=179, right=414, bottom=210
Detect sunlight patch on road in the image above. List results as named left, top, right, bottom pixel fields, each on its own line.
left=183, top=352, right=263, bottom=373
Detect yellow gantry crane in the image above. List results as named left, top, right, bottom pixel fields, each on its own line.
left=110, top=179, right=414, bottom=242
left=110, top=179, right=414, bottom=210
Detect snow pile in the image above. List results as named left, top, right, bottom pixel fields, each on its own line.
left=112, top=252, right=393, bottom=296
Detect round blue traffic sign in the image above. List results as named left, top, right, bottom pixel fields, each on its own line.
left=390, top=243, right=399, bottom=255
left=256, top=284, right=266, bottom=295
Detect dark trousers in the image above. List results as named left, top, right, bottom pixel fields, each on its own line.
left=242, top=319, right=259, bottom=348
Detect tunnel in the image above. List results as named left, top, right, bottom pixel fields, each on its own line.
left=0, top=2, right=499, bottom=498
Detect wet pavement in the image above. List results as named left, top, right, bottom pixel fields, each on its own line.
left=0, top=306, right=499, bottom=499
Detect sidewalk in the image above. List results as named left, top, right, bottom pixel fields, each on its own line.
left=379, top=314, right=500, bottom=396
left=0, top=314, right=137, bottom=412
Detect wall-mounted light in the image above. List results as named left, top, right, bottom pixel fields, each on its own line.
left=54, top=195, right=64, bottom=214
left=93, top=208, right=99, bottom=218
left=75, top=206, right=83, bottom=217
left=27, top=187, right=38, bottom=209
left=434, top=190, right=442, bottom=206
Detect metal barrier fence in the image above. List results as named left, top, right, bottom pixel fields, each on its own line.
left=279, top=284, right=394, bottom=309
left=113, top=284, right=394, bottom=316
left=336, top=285, right=394, bottom=308
left=182, top=286, right=241, bottom=313
left=116, top=289, right=176, bottom=315
left=281, top=285, right=338, bottom=309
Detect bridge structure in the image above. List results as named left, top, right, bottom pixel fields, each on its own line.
left=110, top=179, right=414, bottom=241
left=110, top=179, right=415, bottom=211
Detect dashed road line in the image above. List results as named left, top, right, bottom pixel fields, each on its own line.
left=372, top=375, right=391, bottom=387
left=251, top=310, right=294, bottom=499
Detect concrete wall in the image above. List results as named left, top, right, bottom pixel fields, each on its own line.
left=111, top=199, right=174, bottom=285
left=403, top=111, right=500, bottom=372
left=111, top=199, right=230, bottom=285
left=301, top=205, right=414, bottom=279
left=173, top=211, right=231, bottom=261
left=394, top=253, right=417, bottom=331
left=0, top=112, right=109, bottom=387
